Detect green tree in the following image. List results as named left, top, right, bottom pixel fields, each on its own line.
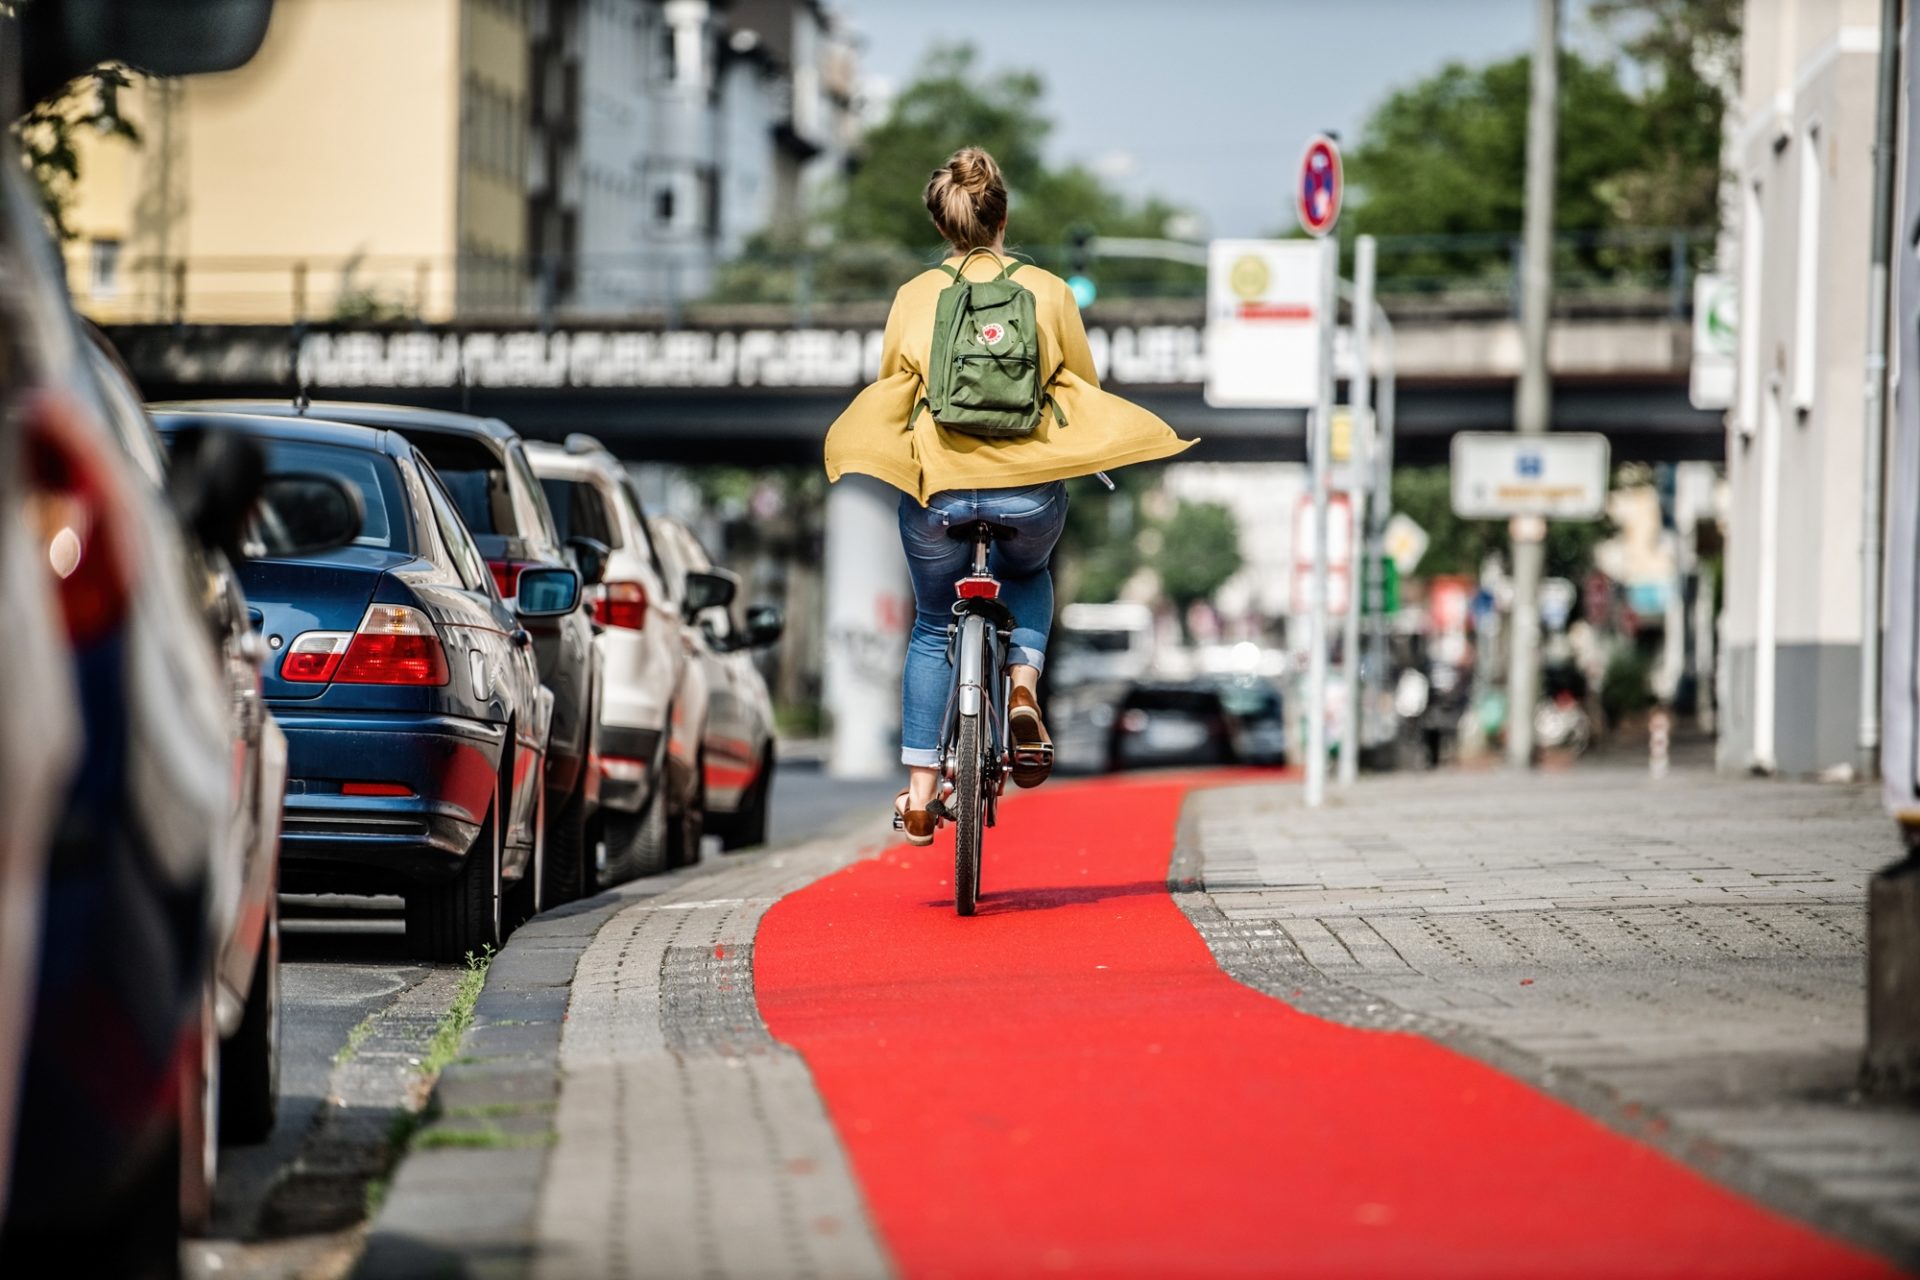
left=15, top=67, right=139, bottom=241
left=1590, top=0, right=1741, bottom=233
left=830, top=45, right=1201, bottom=296
left=1341, top=51, right=1647, bottom=287
left=1153, top=500, right=1242, bottom=632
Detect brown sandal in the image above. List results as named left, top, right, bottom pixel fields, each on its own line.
left=1008, top=687, right=1054, bottom=789
left=893, top=789, right=937, bottom=846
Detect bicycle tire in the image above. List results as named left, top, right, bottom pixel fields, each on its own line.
left=953, top=712, right=984, bottom=916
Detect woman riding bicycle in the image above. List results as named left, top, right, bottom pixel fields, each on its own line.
left=824, top=146, right=1193, bottom=845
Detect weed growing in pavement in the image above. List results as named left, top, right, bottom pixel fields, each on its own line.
left=333, top=1010, right=379, bottom=1066
left=420, top=946, right=493, bottom=1079
left=412, top=1124, right=557, bottom=1151
left=445, top=1101, right=556, bottom=1120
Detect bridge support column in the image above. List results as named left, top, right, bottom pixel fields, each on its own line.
left=823, top=476, right=910, bottom=778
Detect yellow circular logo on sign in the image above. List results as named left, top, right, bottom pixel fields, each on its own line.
left=1229, top=254, right=1269, bottom=300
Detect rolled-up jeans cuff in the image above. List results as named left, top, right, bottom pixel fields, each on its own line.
left=901, top=747, right=942, bottom=768
left=1007, top=636, right=1047, bottom=673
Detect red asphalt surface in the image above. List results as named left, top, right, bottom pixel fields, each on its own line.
left=754, top=773, right=1899, bottom=1280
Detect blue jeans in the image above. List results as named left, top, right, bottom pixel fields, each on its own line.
left=897, top=483, right=1068, bottom=766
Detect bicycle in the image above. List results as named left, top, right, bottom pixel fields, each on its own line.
left=895, top=519, right=1052, bottom=916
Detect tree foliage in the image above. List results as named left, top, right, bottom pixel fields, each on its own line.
left=1153, top=500, right=1242, bottom=618
left=15, top=67, right=139, bottom=241
left=831, top=45, right=1199, bottom=294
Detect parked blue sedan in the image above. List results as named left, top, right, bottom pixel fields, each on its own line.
left=152, top=411, right=574, bottom=960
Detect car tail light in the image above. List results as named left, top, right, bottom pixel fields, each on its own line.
left=593, top=580, right=648, bottom=630
left=282, top=631, right=351, bottom=682
left=955, top=576, right=1000, bottom=600
left=22, top=392, right=135, bottom=645
left=1119, top=709, right=1150, bottom=735
left=285, top=605, right=449, bottom=686
left=487, top=558, right=541, bottom=601
left=337, top=604, right=450, bottom=685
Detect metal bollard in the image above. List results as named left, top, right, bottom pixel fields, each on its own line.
left=1649, top=708, right=1670, bottom=778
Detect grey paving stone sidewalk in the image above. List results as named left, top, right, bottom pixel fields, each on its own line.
left=359, top=817, right=896, bottom=1280
left=1183, top=760, right=1920, bottom=1268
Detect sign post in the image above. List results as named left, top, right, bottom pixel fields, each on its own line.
left=1337, top=234, right=1377, bottom=787
left=1300, top=134, right=1341, bottom=807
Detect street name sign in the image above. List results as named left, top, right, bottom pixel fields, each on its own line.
left=1203, top=239, right=1327, bottom=408
left=1450, top=432, right=1610, bottom=520
left=1296, top=134, right=1342, bottom=238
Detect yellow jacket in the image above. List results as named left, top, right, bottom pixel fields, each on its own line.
left=823, top=254, right=1196, bottom=505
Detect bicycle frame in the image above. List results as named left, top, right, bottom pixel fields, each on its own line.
left=935, top=526, right=1015, bottom=914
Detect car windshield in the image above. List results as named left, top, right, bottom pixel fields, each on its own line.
left=1215, top=682, right=1281, bottom=717
left=259, top=439, right=403, bottom=550
left=407, top=433, right=514, bottom=537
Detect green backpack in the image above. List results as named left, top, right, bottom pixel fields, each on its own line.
left=912, top=248, right=1065, bottom=439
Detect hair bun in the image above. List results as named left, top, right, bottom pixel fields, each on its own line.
left=925, top=147, right=1008, bottom=253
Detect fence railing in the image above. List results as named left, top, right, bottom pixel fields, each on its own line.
left=71, top=228, right=1716, bottom=327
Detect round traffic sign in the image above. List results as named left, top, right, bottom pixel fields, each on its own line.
left=1297, top=135, right=1342, bottom=238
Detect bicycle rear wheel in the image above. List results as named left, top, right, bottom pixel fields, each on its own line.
left=953, top=712, right=983, bottom=916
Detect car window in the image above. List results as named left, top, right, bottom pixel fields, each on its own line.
left=418, top=457, right=491, bottom=594
left=408, top=432, right=516, bottom=537
left=651, top=519, right=689, bottom=594
left=258, top=439, right=402, bottom=550
left=540, top=475, right=623, bottom=549
left=508, top=443, right=560, bottom=547
left=615, top=475, right=675, bottom=596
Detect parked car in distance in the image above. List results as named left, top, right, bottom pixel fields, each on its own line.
left=165, top=401, right=608, bottom=907
left=648, top=516, right=784, bottom=850
left=151, top=411, right=566, bottom=961
left=1105, top=675, right=1290, bottom=773
left=527, top=437, right=707, bottom=880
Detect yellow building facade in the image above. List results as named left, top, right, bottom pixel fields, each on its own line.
left=66, top=0, right=530, bottom=323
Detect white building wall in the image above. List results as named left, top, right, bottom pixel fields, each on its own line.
left=1720, top=0, right=1882, bottom=775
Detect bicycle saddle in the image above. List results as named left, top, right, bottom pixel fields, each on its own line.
left=947, top=519, right=1018, bottom=543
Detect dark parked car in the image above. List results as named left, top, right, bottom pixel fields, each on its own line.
left=152, top=411, right=571, bottom=960
left=165, top=401, right=607, bottom=905
left=1105, top=676, right=1288, bottom=772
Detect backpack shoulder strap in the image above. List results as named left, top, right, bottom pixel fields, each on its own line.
left=999, top=260, right=1023, bottom=280
left=945, top=246, right=1005, bottom=280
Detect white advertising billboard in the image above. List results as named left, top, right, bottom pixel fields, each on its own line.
left=1203, top=239, right=1328, bottom=409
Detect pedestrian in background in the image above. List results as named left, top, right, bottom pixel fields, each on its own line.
left=824, top=145, right=1194, bottom=844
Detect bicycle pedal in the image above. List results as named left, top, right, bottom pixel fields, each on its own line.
left=891, top=811, right=905, bottom=831
left=1011, top=743, right=1054, bottom=767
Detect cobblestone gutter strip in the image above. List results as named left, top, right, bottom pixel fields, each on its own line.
left=359, top=818, right=895, bottom=1280
left=1170, top=783, right=1920, bottom=1272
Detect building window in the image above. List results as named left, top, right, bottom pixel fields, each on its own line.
left=655, top=185, right=676, bottom=227
left=89, top=238, right=121, bottom=298
left=1792, top=122, right=1821, bottom=416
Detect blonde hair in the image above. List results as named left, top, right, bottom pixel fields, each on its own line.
left=924, top=147, right=1008, bottom=252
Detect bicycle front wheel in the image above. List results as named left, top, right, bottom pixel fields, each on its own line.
left=953, top=712, right=984, bottom=916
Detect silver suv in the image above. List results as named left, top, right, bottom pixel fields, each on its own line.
left=526, top=437, right=708, bottom=878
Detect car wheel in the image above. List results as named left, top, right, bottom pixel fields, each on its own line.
left=601, top=784, right=668, bottom=884
left=541, top=773, right=589, bottom=907
left=503, top=770, right=545, bottom=932
left=717, top=749, right=772, bottom=851
left=219, top=893, right=281, bottom=1144
left=669, top=756, right=706, bottom=867
left=406, top=772, right=503, bottom=962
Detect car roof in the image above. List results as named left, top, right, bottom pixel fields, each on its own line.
left=153, top=399, right=520, bottom=444
left=150, top=408, right=400, bottom=456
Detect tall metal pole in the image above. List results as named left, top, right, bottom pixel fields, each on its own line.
left=1305, top=236, right=1337, bottom=807
left=1338, top=237, right=1377, bottom=785
left=1368, top=313, right=1397, bottom=735
left=1506, top=0, right=1559, bottom=769
left=1858, top=0, right=1900, bottom=780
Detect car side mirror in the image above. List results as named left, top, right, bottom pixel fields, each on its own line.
left=250, top=474, right=363, bottom=559
left=567, top=535, right=610, bottom=587
left=743, top=604, right=784, bottom=650
left=682, top=569, right=738, bottom=621
left=515, top=566, right=582, bottom=618
left=167, top=424, right=266, bottom=561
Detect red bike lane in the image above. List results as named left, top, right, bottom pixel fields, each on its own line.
left=754, top=774, right=1897, bottom=1279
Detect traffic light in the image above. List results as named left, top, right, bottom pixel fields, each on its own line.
left=1064, top=224, right=1096, bottom=308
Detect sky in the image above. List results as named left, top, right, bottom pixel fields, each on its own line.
left=843, top=0, right=1608, bottom=240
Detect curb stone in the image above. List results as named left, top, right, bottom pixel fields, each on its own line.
left=358, top=813, right=894, bottom=1280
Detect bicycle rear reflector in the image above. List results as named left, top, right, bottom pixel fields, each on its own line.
left=956, top=577, right=1001, bottom=600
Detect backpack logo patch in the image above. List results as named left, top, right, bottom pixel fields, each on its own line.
left=979, top=322, right=1006, bottom=346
